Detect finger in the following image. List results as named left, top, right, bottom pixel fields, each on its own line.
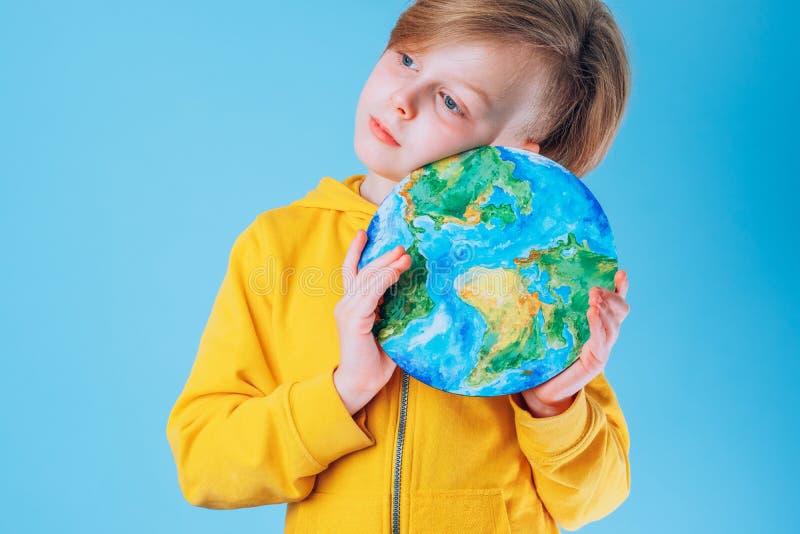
left=615, top=270, right=629, bottom=299
left=595, top=301, right=620, bottom=345
left=577, top=340, right=607, bottom=382
left=586, top=305, right=608, bottom=359
left=342, top=230, right=367, bottom=295
left=342, top=230, right=367, bottom=273
left=538, top=307, right=611, bottom=399
left=357, top=255, right=410, bottom=311
left=559, top=311, right=611, bottom=390
left=353, top=254, right=411, bottom=316
left=361, top=244, right=407, bottom=276
left=596, top=291, right=630, bottom=320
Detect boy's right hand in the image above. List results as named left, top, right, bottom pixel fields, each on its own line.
left=333, top=229, right=411, bottom=416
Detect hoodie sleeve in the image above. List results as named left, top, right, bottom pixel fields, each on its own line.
left=507, top=372, right=631, bottom=531
left=165, top=216, right=376, bottom=509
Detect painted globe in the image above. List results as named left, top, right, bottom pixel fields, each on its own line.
left=357, top=145, right=618, bottom=396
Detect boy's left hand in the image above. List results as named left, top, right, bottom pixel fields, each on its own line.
left=518, top=270, right=630, bottom=418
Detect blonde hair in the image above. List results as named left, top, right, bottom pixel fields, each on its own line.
left=385, top=0, right=631, bottom=178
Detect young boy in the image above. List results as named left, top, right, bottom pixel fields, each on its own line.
left=166, top=1, right=633, bottom=532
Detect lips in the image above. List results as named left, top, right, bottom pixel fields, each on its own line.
left=369, top=116, right=400, bottom=147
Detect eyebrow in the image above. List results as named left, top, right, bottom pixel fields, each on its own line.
left=452, top=78, right=490, bottom=109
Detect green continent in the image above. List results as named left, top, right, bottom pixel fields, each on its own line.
left=373, top=242, right=435, bottom=343
left=401, top=146, right=533, bottom=231
left=479, top=204, right=516, bottom=228
left=521, top=233, right=618, bottom=365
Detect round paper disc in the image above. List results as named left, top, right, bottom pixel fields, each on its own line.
left=358, top=145, right=617, bottom=396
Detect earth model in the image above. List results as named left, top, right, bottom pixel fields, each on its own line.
left=358, top=145, right=618, bottom=396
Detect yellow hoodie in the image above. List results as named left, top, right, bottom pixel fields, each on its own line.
left=165, top=174, right=631, bottom=533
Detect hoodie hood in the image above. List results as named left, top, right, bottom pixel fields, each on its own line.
left=290, top=175, right=378, bottom=225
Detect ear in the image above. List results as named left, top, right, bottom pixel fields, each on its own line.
left=519, top=140, right=540, bottom=154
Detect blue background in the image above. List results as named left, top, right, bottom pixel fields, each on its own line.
left=1, top=1, right=797, bottom=532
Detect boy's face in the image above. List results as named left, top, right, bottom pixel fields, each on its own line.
left=354, top=40, right=546, bottom=182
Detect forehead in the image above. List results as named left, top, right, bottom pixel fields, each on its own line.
left=399, top=40, right=545, bottom=103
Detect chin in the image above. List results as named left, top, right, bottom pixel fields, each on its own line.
left=354, top=136, right=408, bottom=182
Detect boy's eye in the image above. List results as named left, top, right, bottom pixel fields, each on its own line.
left=442, top=93, right=464, bottom=115
left=400, top=53, right=418, bottom=69
left=396, top=51, right=464, bottom=117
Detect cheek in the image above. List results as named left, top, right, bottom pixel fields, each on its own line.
left=408, top=122, right=475, bottom=164
left=363, top=63, right=396, bottom=98
left=428, top=119, right=478, bottom=150
left=357, top=78, right=379, bottom=108
left=419, top=107, right=463, bottom=135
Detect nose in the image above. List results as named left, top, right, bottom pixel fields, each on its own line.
left=389, top=87, right=417, bottom=120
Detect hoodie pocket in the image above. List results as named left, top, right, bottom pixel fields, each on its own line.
left=289, top=491, right=385, bottom=533
left=410, top=488, right=512, bottom=534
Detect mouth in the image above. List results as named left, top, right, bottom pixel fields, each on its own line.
left=369, top=115, right=400, bottom=147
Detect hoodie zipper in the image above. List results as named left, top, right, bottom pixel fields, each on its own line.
left=391, top=370, right=410, bottom=534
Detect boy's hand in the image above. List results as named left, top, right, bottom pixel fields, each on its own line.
left=333, top=229, right=412, bottom=416
left=518, top=270, right=630, bottom=418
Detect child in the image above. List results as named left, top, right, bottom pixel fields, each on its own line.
left=166, top=0, right=633, bottom=532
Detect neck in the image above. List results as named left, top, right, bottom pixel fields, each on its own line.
left=359, top=170, right=401, bottom=206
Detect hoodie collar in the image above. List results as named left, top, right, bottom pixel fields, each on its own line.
left=290, top=175, right=378, bottom=224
